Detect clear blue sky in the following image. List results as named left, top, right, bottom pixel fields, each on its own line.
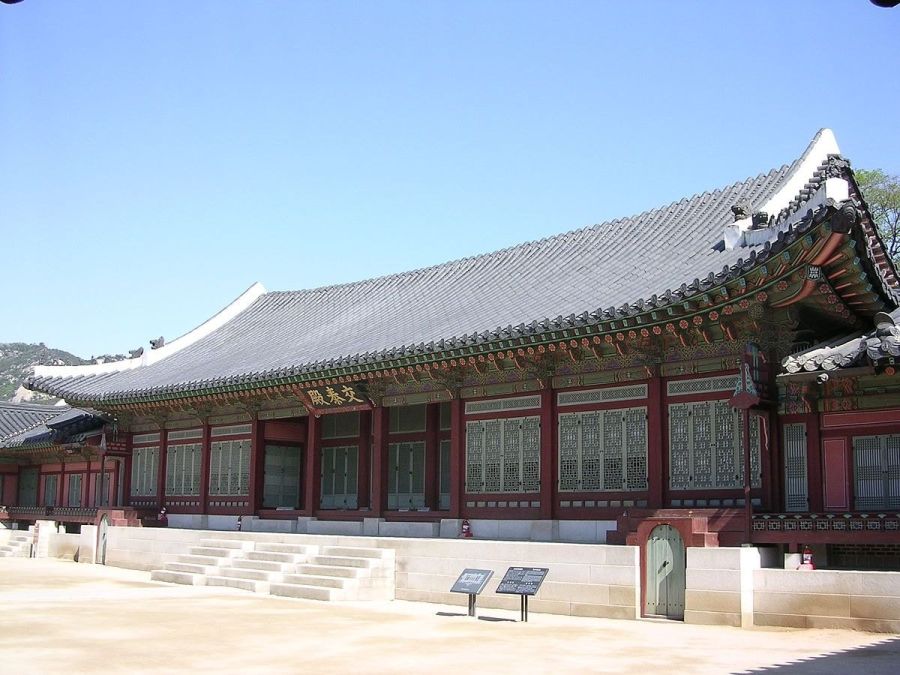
left=2, top=1, right=899, bottom=358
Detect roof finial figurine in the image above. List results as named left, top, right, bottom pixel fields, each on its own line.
left=150, top=336, right=165, bottom=350
left=128, top=347, right=144, bottom=359
left=731, top=198, right=752, bottom=222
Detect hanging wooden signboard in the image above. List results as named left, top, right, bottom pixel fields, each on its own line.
left=300, top=383, right=372, bottom=414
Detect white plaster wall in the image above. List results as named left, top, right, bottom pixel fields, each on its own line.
left=47, top=533, right=81, bottom=560
left=755, top=569, right=900, bottom=633
left=389, top=537, right=640, bottom=620
left=684, top=547, right=750, bottom=627
left=97, top=526, right=639, bottom=619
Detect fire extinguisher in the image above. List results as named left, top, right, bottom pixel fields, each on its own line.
left=800, top=545, right=815, bottom=570
left=460, top=519, right=473, bottom=538
left=236, top=514, right=243, bottom=532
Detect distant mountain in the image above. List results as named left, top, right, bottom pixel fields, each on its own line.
left=0, top=342, right=127, bottom=402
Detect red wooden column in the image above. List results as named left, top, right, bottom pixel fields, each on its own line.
left=449, top=398, right=464, bottom=518
left=156, top=429, right=168, bottom=511
left=539, top=387, right=555, bottom=520
left=424, top=403, right=441, bottom=510
left=248, top=415, right=264, bottom=514
left=357, top=410, right=372, bottom=510
left=370, top=406, right=389, bottom=517
left=199, top=422, right=211, bottom=514
left=83, top=457, right=92, bottom=507
left=57, top=463, right=66, bottom=507
left=806, top=411, right=824, bottom=512
left=762, top=409, right=778, bottom=511
left=303, top=415, right=322, bottom=513
left=122, top=433, right=134, bottom=506
left=646, top=373, right=665, bottom=508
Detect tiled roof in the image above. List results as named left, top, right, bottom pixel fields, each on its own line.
left=27, top=130, right=898, bottom=404
left=0, top=402, right=62, bottom=442
left=783, top=309, right=900, bottom=374
left=0, top=404, right=104, bottom=449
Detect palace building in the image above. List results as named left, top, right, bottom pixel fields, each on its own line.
left=8, top=128, right=900, bottom=571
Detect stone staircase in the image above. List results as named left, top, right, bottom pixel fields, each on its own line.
left=0, top=531, right=33, bottom=557
left=150, top=536, right=394, bottom=602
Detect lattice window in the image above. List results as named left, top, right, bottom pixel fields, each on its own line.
left=43, top=474, right=59, bottom=507
left=783, top=423, right=808, bottom=511
left=582, top=412, right=603, bottom=491
left=465, top=416, right=541, bottom=493
left=439, top=439, right=451, bottom=509
left=625, top=407, right=649, bottom=490
left=388, top=441, right=425, bottom=509
left=465, top=396, right=541, bottom=415
left=321, top=413, right=360, bottom=439
left=130, top=446, right=159, bottom=497
left=666, top=375, right=739, bottom=397
left=853, top=435, right=900, bottom=510
left=320, top=445, right=358, bottom=509
left=557, top=385, right=648, bottom=407
left=558, top=414, right=579, bottom=491
left=667, top=402, right=762, bottom=490
left=210, top=424, right=252, bottom=438
left=602, top=411, right=624, bottom=491
left=522, top=416, right=541, bottom=492
left=165, top=443, right=202, bottom=496
left=465, top=421, right=484, bottom=492
left=668, top=405, right=691, bottom=490
left=68, top=474, right=83, bottom=507
left=209, top=439, right=251, bottom=496
left=503, top=419, right=522, bottom=491
left=557, top=407, right=647, bottom=492
left=484, top=419, right=503, bottom=492
left=390, top=405, right=427, bottom=434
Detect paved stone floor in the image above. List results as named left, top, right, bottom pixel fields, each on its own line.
left=1, top=558, right=899, bottom=674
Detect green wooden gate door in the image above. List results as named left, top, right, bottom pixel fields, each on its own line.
left=18, top=467, right=39, bottom=507
left=645, top=524, right=686, bottom=619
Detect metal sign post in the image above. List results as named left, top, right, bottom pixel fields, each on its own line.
left=450, top=569, right=494, bottom=617
left=495, top=567, right=549, bottom=622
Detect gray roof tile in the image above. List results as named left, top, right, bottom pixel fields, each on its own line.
left=28, top=131, right=897, bottom=403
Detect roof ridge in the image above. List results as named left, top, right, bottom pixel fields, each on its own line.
left=267, top=164, right=793, bottom=300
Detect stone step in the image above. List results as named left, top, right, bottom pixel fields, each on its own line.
left=206, top=576, right=270, bottom=593
left=151, top=570, right=207, bottom=586
left=255, top=543, right=313, bottom=555
left=164, top=562, right=218, bottom=575
left=312, top=555, right=377, bottom=568
left=269, top=582, right=339, bottom=602
left=230, top=558, right=293, bottom=573
left=281, top=574, right=351, bottom=589
left=322, top=546, right=387, bottom=559
left=244, top=550, right=305, bottom=564
left=297, top=564, right=365, bottom=578
left=218, top=567, right=282, bottom=583
left=176, top=554, right=224, bottom=566
left=188, top=546, right=242, bottom=558
left=199, top=539, right=254, bottom=551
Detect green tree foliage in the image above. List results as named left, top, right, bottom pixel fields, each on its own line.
left=856, top=169, right=900, bottom=264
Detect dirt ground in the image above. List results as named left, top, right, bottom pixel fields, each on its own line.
left=0, top=558, right=898, bottom=674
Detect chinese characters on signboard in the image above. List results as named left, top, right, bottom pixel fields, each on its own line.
left=303, top=383, right=370, bottom=411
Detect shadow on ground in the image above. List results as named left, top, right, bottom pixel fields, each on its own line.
left=736, top=637, right=900, bottom=675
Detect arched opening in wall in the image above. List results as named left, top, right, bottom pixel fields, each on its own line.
left=644, top=523, right=686, bottom=620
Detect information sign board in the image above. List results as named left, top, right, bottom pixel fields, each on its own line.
left=451, top=568, right=494, bottom=595
left=496, top=567, right=549, bottom=596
